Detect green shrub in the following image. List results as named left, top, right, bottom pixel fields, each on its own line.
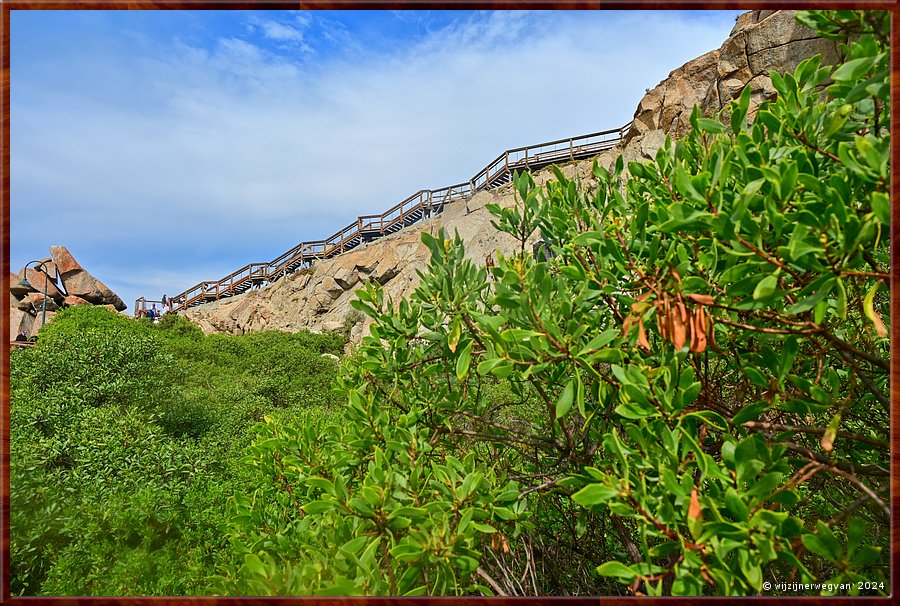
left=10, top=305, right=344, bottom=595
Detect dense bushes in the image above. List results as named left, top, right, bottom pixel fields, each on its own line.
left=224, top=10, right=888, bottom=596
left=10, top=306, right=344, bottom=595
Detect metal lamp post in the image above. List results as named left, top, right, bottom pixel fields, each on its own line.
left=18, top=260, right=55, bottom=333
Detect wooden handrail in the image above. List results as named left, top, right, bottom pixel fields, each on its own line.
left=146, top=123, right=631, bottom=315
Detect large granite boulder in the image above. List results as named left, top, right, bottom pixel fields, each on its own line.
left=19, top=266, right=64, bottom=300
left=48, top=246, right=81, bottom=275
left=10, top=272, right=30, bottom=297
left=63, top=295, right=91, bottom=306
left=19, top=292, right=60, bottom=313
left=625, top=10, right=841, bottom=145
left=50, top=245, right=126, bottom=311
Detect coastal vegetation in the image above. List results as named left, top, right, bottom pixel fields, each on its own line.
left=9, top=10, right=889, bottom=596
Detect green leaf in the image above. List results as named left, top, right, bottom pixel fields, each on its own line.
left=785, top=278, right=835, bottom=314
left=448, top=317, right=462, bottom=353
left=871, top=192, right=889, bottom=226
left=731, top=85, right=751, bottom=132
left=724, top=488, right=748, bottom=521
left=471, top=522, right=497, bottom=533
left=847, top=518, right=866, bottom=558
left=244, top=553, right=267, bottom=579
left=831, top=56, right=876, bottom=82
left=596, top=561, right=637, bottom=580
left=572, top=483, right=618, bottom=507
left=556, top=380, right=574, bottom=419
left=851, top=546, right=882, bottom=567
left=802, top=533, right=836, bottom=561
left=752, top=273, right=778, bottom=300
left=744, top=366, right=768, bottom=388
left=572, top=231, right=605, bottom=246
left=732, top=400, right=769, bottom=425
left=697, top=118, right=727, bottom=134
left=455, top=340, right=472, bottom=380
left=863, top=282, right=888, bottom=337
left=580, top=329, right=619, bottom=353
left=304, top=477, right=335, bottom=494
left=302, top=499, right=333, bottom=515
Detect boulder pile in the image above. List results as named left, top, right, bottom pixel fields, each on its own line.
left=9, top=245, right=126, bottom=340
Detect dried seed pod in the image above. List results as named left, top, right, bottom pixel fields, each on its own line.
left=677, top=300, right=688, bottom=324
left=623, top=313, right=634, bottom=336
left=657, top=296, right=668, bottom=341
left=693, top=310, right=708, bottom=353
left=637, top=318, right=651, bottom=351
left=688, top=310, right=699, bottom=352
left=697, top=305, right=708, bottom=335
left=672, top=308, right=686, bottom=350
left=685, top=293, right=715, bottom=306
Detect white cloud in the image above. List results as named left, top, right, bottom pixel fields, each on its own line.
left=261, top=20, right=303, bottom=42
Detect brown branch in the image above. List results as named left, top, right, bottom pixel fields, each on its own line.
left=831, top=348, right=889, bottom=411
left=777, top=441, right=889, bottom=478
left=826, top=484, right=890, bottom=527
left=790, top=127, right=843, bottom=163
left=734, top=234, right=802, bottom=281
left=822, top=465, right=889, bottom=518
left=822, top=331, right=889, bottom=372
left=743, top=421, right=888, bottom=450
left=839, top=270, right=891, bottom=280
left=518, top=477, right=565, bottom=499
left=611, top=515, right=644, bottom=564
left=476, top=566, right=509, bottom=596
left=717, top=317, right=815, bottom=335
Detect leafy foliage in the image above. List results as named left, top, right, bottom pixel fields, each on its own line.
left=224, top=10, right=888, bottom=596
left=10, top=306, right=343, bottom=595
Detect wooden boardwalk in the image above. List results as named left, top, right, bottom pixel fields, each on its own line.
left=140, top=124, right=630, bottom=315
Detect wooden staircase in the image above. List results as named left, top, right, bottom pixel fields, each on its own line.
left=141, top=123, right=631, bottom=315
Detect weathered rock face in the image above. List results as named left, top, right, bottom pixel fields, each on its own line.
left=178, top=10, right=832, bottom=347
left=8, top=245, right=128, bottom=338
left=179, top=159, right=613, bottom=343
left=61, top=271, right=126, bottom=310
left=624, top=10, right=841, bottom=150
left=20, top=266, right=64, bottom=300
left=63, top=294, right=91, bottom=306
left=49, top=245, right=82, bottom=275
left=50, top=245, right=127, bottom=311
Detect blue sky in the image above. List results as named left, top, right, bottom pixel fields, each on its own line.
left=10, top=9, right=742, bottom=312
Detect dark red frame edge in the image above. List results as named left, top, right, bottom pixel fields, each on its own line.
left=0, top=1, right=895, bottom=604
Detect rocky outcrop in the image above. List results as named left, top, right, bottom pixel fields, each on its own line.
left=49, top=245, right=126, bottom=311
left=178, top=10, right=834, bottom=347
left=9, top=246, right=127, bottom=340
left=623, top=10, right=841, bottom=154
left=179, top=160, right=612, bottom=344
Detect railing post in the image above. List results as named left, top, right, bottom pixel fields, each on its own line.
left=569, top=138, right=574, bottom=161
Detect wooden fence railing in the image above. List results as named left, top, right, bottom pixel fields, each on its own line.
left=140, top=123, right=630, bottom=315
